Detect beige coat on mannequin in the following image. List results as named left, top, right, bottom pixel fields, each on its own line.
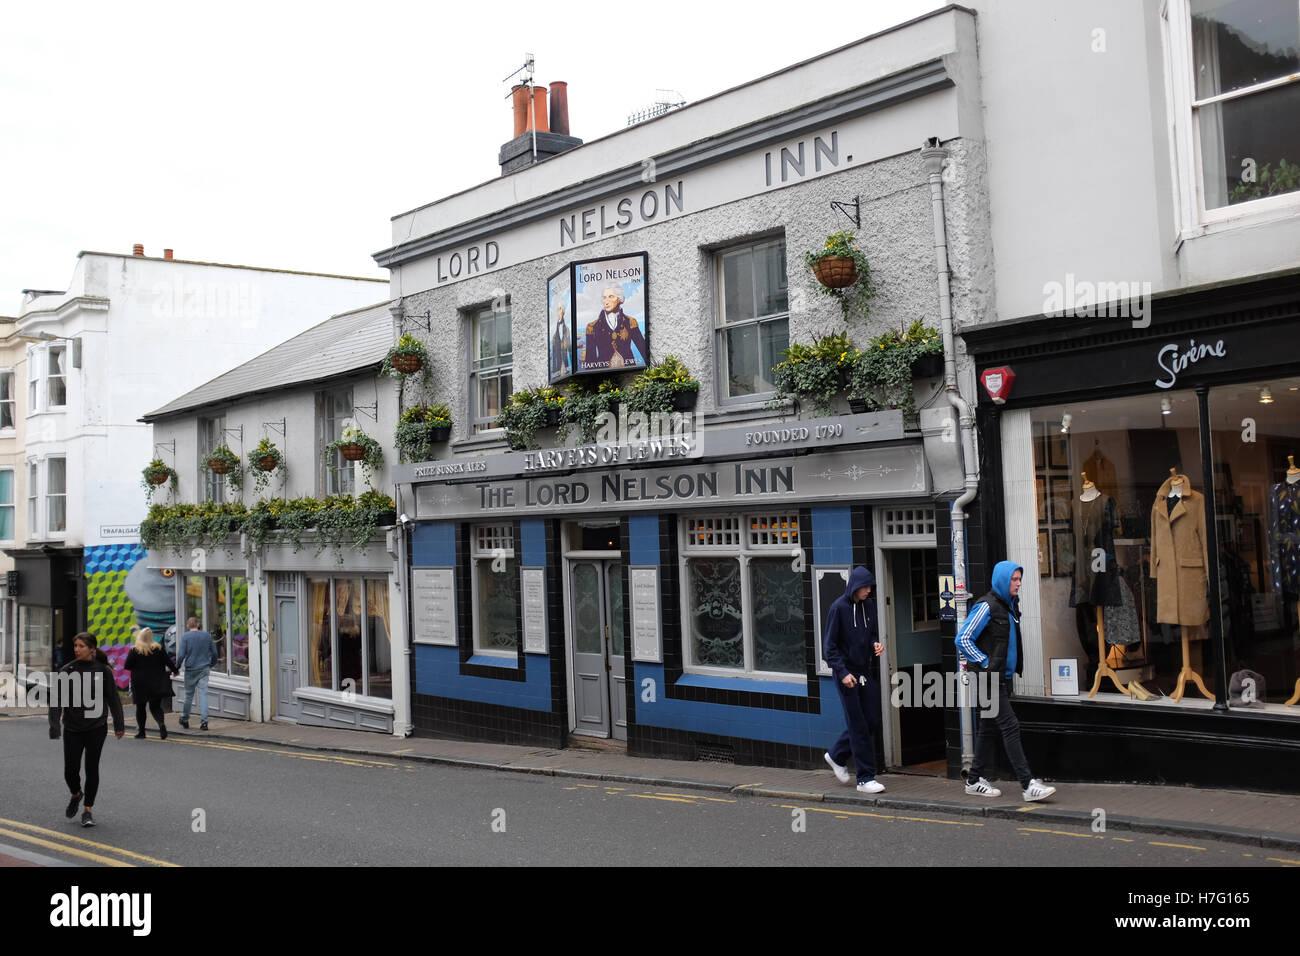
left=1150, top=474, right=1210, bottom=626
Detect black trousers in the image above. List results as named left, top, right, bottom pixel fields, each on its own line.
left=970, top=678, right=1034, bottom=790
left=63, top=726, right=108, bottom=807
left=135, top=697, right=166, bottom=731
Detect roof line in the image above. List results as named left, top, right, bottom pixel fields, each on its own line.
left=388, top=3, right=975, bottom=222
left=141, top=363, right=384, bottom=423
left=77, top=251, right=387, bottom=283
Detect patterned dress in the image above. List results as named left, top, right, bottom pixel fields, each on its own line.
left=1268, top=480, right=1300, bottom=594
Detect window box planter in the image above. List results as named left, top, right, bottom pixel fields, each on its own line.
left=672, top=389, right=698, bottom=411
left=429, top=424, right=452, bottom=443
left=849, top=398, right=869, bottom=414
left=911, top=353, right=944, bottom=379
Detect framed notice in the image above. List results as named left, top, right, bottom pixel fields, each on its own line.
left=1049, top=658, right=1079, bottom=696
left=411, top=569, right=456, bottom=646
left=630, top=567, right=661, bottom=662
left=573, top=251, right=649, bottom=375
left=521, top=569, right=547, bottom=654
left=547, top=264, right=574, bottom=384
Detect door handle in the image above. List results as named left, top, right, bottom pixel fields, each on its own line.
left=284, top=658, right=296, bottom=665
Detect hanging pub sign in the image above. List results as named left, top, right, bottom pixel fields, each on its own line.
left=547, top=264, right=574, bottom=384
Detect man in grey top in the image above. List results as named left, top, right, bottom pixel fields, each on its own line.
left=177, top=616, right=218, bottom=730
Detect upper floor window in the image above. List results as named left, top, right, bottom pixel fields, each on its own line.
left=0, top=371, right=15, bottom=429
left=0, top=468, right=14, bottom=542
left=47, top=347, right=67, bottom=407
left=471, top=300, right=512, bottom=433
left=317, top=387, right=355, bottom=495
left=1167, top=0, right=1300, bottom=222
left=198, top=416, right=226, bottom=503
left=26, top=457, right=65, bottom=539
left=715, top=238, right=789, bottom=404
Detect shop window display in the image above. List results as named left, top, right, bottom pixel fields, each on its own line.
left=1208, top=378, right=1300, bottom=706
left=1029, top=390, right=1217, bottom=703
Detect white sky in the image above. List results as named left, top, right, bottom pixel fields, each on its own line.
left=1, top=0, right=945, bottom=314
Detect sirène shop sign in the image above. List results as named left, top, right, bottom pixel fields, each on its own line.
left=1154, top=338, right=1227, bottom=389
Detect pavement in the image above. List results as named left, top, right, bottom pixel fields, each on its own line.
left=156, top=713, right=1300, bottom=852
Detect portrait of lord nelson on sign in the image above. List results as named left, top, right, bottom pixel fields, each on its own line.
left=548, top=266, right=574, bottom=384
left=574, top=252, right=649, bottom=375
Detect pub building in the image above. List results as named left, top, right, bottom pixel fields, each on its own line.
left=379, top=9, right=987, bottom=770
left=963, top=272, right=1300, bottom=793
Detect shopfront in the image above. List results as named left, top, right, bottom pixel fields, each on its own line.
left=965, top=273, right=1300, bottom=793
left=399, top=411, right=949, bottom=769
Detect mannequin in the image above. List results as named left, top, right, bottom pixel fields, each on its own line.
left=1150, top=467, right=1212, bottom=702
left=1275, top=455, right=1300, bottom=707
left=1079, top=472, right=1148, bottom=698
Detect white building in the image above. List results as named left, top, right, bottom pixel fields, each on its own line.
left=10, top=246, right=385, bottom=686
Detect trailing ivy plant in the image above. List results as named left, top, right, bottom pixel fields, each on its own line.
left=803, top=230, right=876, bottom=321
left=313, top=491, right=397, bottom=562
left=769, top=330, right=854, bottom=416
left=560, top=377, right=624, bottom=444
left=205, top=445, right=244, bottom=494
left=323, top=424, right=384, bottom=489
left=141, top=459, right=179, bottom=503
left=848, top=320, right=943, bottom=420
left=394, top=403, right=453, bottom=463
left=247, top=438, right=286, bottom=496
left=139, top=501, right=246, bottom=555
left=623, top=355, right=699, bottom=415
left=498, top=385, right=563, bottom=450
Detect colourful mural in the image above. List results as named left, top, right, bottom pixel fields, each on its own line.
left=85, top=544, right=177, bottom=689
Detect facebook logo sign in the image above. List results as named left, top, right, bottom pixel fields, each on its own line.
left=1058, top=664, right=1072, bottom=678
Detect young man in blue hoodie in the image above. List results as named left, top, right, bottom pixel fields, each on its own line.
left=955, top=560, right=1057, bottom=802
left=822, top=566, right=886, bottom=794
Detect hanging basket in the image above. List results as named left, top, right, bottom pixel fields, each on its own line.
left=812, top=256, right=858, bottom=289
left=255, top=455, right=280, bottom=473
left=208, top=459, right=231, bottom=475
left=339, top=443, right=367, bottom=461
left=145, top=471, right=170, bottom=486
left=391, top=353, right=423, bottom=375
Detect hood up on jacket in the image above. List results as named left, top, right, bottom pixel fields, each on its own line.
left=845, top=566, right=875, bottom=598
left=990, top=560, right=1023, bottom=606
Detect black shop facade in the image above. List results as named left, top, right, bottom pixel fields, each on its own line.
left=395, top=411, right=954, bottom=771
left=963, top=272, right=1300, bottom=794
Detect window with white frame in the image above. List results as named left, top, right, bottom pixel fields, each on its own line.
left=471, top=301, right=512, bottom=433
left=45, top=457, right=65, bottom=534
left=0, top=371, right=15, bottom=429
left=198, top=416, right=226, bottom=503
left=715, top=237, right=789, bottom=403
left=1167, top=0, right=1300, bottom=220
left=470, top=523, right=518, bottom=654
left=0, top=469, right=13, bottom=541
left=26, top=461, right=37, bottom=536
left=317, top=387, right=354, bottom=495
left=680, top=512, right=805, bottom=676
left=47, top=347, right=66, bottom=407
left=304, top=576, right=392, bottom=698
left=183, top=575, right=250, bottom=679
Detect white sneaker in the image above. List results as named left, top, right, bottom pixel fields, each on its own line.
left=824, top=752, right=850, bottom=784
left=964, top=777, right=1002, bottom=797
left=855, top=779, right=885, bottom=794
left=1022, top=778, right=1056, bottom=802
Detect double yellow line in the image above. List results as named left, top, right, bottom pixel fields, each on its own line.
left=0, top=817, right=179, bottom=868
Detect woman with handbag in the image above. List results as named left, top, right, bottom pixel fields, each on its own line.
left=124, top=626, right=177, bottom=739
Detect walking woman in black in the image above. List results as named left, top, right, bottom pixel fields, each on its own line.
left=49, top=632, right=124, bottom=827
left=124, top=626, right=176, bottom=738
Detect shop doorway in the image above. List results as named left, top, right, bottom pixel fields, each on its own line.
left=568, top=559, right=627, bottom=740
left=274, top=579, right=300, bottom=721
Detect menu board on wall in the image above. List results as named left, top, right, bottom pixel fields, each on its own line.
left=521, top=568, right=547, bottom=654
left=630, top=567, right=661, bottom=662
left=411, top=569, right=456, bottom=646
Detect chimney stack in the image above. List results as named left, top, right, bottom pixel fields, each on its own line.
left=132, top=243, right=145, bottom=257
left=549, top=81, right=570, bottom=136
left=164, top=248, right=174, bottom=260
left=499, top=80, right=582, bottom=175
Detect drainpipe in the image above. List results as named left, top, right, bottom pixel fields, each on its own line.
left=919, top=138, right=980, bottom=773
left=393, top=481, right=414, bottom=737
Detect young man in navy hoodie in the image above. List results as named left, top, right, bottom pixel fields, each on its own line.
left=822, top=566, right=886, bottom=793
left=956, top=560, right=1057, bottom=802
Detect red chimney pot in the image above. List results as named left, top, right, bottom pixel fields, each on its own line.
left=163, top=249, right=174, bottom=260
left=530, top=85, right=549, bottom=133
left=549, top=81, right=570, bottom=136
left=132, top=243, right=144, bottom=257
left=511, top=84, right=530, bottom=138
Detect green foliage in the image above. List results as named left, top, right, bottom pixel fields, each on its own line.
left=498, top=385, right=563, bottom=450
left=804, top=230, right=876, bottom=321
left=247, top=438, right=286, bottom=497
left=394, top=403, right=454, bottom=463
left=141, top=459, right=178, bottom=503
left=848, top=320, right=943, bottom=420
left=323, top=424, right=385, bottom=488
left=205, top=445, right=244, bottom=494
left=381, top=333, right=431, bottom=381
left=624, top=355, right=699, bottom=415
left=311, top=493, right=396, bottom=562
left=559, top=377, right=624, bottom=444
left=770, top=330, right=855, bottom=416
left=140, top=501, right=247, bottom=555
left=1230, top=158, right=1300, bottom=204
